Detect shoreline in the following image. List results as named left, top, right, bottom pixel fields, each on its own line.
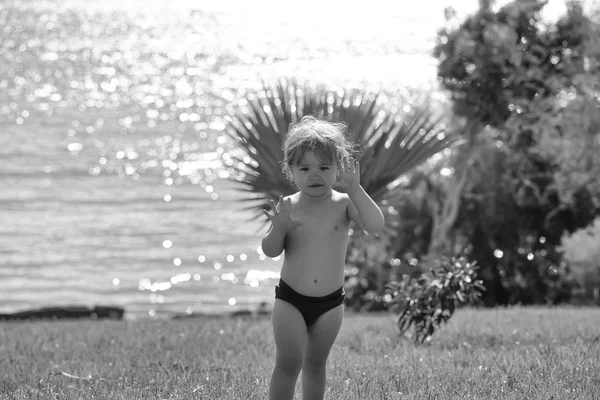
left=0, top=302, right=274, bottom=322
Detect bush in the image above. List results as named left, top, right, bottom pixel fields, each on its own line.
left=384, top=257, right=484, bottom=344
left=562, top=217, right=600, bottom=304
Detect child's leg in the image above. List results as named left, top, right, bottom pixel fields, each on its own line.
left=302, top=304, right=344, bottom=400
left=269, top=299, right=307, bottom=400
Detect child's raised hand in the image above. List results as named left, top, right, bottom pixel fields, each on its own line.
left=333, top=157, right=360, bottom=194
left=263, top=196, right=303, bottom=232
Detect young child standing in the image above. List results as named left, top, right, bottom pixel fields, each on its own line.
left=262, top=116, right=385, bottom=400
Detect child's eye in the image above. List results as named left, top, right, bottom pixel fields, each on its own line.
left=300, top=167, right=308, bottom=172
left=320, top=167, right=330, bottom=171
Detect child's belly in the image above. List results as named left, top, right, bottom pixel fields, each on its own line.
left=280, top=229, right=348, bottom=296
left=281, top=258, right=345, bottom=296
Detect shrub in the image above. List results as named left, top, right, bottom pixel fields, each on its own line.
left=384, top=257, right=484, bottom=344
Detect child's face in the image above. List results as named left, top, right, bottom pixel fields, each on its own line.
left=291, top=151, right=338, bottom=197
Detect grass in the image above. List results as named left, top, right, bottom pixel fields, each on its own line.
left=1, top=307, right=599, bottom=400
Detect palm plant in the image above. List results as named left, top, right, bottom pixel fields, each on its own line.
left=224, top=78, right=460, bottom=230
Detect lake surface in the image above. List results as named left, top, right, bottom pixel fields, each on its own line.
left=1, top=0, right=580, bottom=319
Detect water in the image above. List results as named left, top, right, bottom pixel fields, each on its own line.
left=1, top=0, right=581, bottom=320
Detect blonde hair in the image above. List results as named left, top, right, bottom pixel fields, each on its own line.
left=281, top=116, right=356, bottom=183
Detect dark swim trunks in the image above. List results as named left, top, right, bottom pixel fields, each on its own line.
left=275, top=279, right=345, bottom=329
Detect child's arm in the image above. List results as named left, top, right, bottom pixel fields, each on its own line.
left=261, top=196, right=303, bottom=258
left=334, top=157, right=385, bottom=234
left=347, top=186, right=385, bottom=233
left=261, top=224, right=287, bottom=258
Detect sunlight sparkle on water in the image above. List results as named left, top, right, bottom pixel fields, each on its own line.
left=170, top=273, right=191, bottom=284
left=244, top=269, right=280, bottom=287
left=221, top=273, right=236, bottom=283
left=139, top=279, right=172, bottom=292
left=67, top=142, right=83, bottom=154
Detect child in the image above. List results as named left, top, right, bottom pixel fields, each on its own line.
left=262, top=116, right=385, bottom=400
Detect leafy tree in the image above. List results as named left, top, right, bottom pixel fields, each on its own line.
left=429, top=0, right=599, bottom=305
left=522, top=1, right=600, bottom=206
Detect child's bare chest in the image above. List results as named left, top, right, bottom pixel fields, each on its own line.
left=289, top=202, right=348, bottom=238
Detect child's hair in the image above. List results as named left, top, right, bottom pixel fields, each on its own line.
left=281, top=116, right=356, bottom=183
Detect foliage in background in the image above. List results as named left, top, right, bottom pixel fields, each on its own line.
left=522, top=1, right=600, bottom=207
left=428, top=0, right=600, bottom=305
left=562, top=217, right=600, bottom=304
left=385, top=257, right=484, bottom=344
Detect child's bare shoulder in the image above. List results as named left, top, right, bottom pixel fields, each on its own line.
left=287, top=192, right=301, bottom=204
left=331, top=190, right=351, bottom=205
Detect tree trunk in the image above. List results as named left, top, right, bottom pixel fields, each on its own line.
left=427, top=121, right=481, bottom=259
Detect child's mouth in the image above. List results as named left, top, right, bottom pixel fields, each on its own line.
left=309, top=184, right=322, bottom=188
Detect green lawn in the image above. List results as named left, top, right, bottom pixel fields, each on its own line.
left=1, top=307, right=599, bottom=399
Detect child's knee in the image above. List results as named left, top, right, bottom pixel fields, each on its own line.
left=303, top=353, right=328, bottom=370
left=275, top=352, right=303, bottom=376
